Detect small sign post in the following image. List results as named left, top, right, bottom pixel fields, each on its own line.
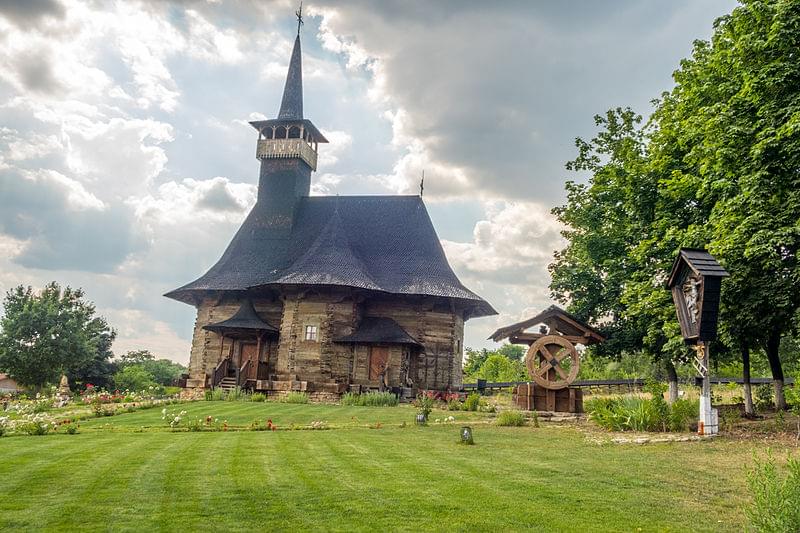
left=667, top=249, right=729, bottom=435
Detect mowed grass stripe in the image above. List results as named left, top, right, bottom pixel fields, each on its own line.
left=0, top=404, right=760, bottom=532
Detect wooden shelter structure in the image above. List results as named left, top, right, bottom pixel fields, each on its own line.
left=490, top=306, right=605, bottom=413
left=165, top=18, right=495, bottom=399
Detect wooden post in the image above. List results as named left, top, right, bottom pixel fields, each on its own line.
left=568, top=388, right=576, bottom=413
left=526, top=382, right=531, bottom=411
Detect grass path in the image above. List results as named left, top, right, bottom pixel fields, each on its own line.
left=0, top=406, right=762, bottom=532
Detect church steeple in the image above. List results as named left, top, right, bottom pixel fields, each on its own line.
left=247, top=9, right=328, bottom=229
left=277, top=35, right=303, bottom=120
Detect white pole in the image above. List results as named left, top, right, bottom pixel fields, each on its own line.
left=698, top=341, right=718, bottom=435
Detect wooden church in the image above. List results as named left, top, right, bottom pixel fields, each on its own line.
left=165, top=24, right=495, bottom=399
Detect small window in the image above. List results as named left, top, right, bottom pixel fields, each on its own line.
left=304, top=325, right=318, bottom=341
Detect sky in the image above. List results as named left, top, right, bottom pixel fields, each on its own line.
left=0, top=0, right=738, bottom=364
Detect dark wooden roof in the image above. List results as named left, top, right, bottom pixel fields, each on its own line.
left=165, top=196, right=496, bottom=318
left=202, top=300, right=278, bottom=334
left=334, top=317, right=421, bottom=346
left=278, top=34, right=303, bottom=120
left=667, top=248, right=729, bottom=287
left=488, top=305, right=605, bottom=344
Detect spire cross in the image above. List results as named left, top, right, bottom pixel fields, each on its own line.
left=296, top=1, right=304, bottom=36
left=420, top=170, right=425, bottom=197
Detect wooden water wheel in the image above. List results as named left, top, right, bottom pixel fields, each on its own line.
left=525, top=335, right=580, bottom=390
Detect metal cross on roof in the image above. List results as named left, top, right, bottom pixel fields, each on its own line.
left=296, top=1, right=304, bottom=36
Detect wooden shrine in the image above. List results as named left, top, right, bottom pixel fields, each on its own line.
left=489, top=305, right=605, bottom=413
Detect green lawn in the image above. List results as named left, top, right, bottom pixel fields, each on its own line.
left=0, top=401, right=771, bottom=531
left=78, top=400, right=486, bottom=430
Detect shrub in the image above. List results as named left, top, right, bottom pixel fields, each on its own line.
left=16, top=413, right=57, bottom=435
left=282, top=392, right=309, bottom=404
left=63, top=423, right=79, bottom=435
left=226, top=387, right=249, bottom=402
left=204, top=390, right=213, bottom=401
left=447, top=398, right=463, bottom=411
left=746, top=453, right=800, bottom=532
left=187, top=417, right=204, bottom=432
left=251, top=393, right=267, bottom=403
left=496, top=410, right=526, bottom=427
left=754, top=385, right=774, bottom=412
left=209, top=388, right=226, bottom=401
left=340, top=392, right=398, bottom=407
left=586, top=395, right=699, bottom=432
left=415, top=393, right=434, bottom=419
left=463, top=392, right=481, bottom=412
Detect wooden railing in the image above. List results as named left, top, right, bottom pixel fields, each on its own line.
left=256, top=139, right=318, bottom=170
left=239, top=360, right=253, bottom=386
left=212, top=358, right=230, bottom=388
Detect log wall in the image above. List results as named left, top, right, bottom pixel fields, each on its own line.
left=186, top=291, right=466, bottom=392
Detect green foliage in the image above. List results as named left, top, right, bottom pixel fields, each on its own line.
left=209, top=388, right=226, bottom=401
left=746, top=453, right=800, bottom=533
left=281, top=392, right=309, bottom=404
left=114, top=365, right=158, bottom=392
left=585, top=395, right=698, bottom=432
left=340, top=392, right=398, bottom=407
left=464, top=346, right=528, bottom=383
left=550, top=1, right=800, bottom=385
left=497, top=344, right=526, bottom=361
left=447, top=398, right=463, bottom=411
left=415, top=393, right=434, bottom=419
left=496, top=410, right=526, bottom=427
left=251, top=393, right=267, bottom=403
left=225, top=387, right=249, bottom=402
left=463, top=392, right=481, bottom=412
left=0, top=283, right=113, bottom=389
left=755, top=385, right=774, bottom=412
left=63, top=423, right=79, bottom=435
left=462, top=348, right=490, bottom=376
left=471, top=355, right=527, bottom=383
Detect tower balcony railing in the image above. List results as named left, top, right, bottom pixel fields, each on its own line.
left=257, top=138, right=318, bottom=171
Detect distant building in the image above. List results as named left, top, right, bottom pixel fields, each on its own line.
left=0, top=373, right=22, bottom=393
left=166, top=25, right=495, bottom=399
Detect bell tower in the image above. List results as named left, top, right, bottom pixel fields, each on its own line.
left=249, top=6, right=328, bottom=229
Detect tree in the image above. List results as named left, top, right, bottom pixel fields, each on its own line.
left=473, top=354, right=527, bottom=383
left=463, top=348, right=490, bottom=376
left=551, top=1, right=800, bottom=408
left=119, top=350, right=155, bottom=366
left=113, top=365, right=157, bottom=392
left=497, top=344, right=526, bottom=361
left=0, top=283, right=112, bottom=390
left=138, top=359, right=186, bottom=386
left=67, top=330, right=118, bottom=391
left=649, top=0, right=800, bottom=408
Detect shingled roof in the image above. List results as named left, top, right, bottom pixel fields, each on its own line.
left=202, top=299, right=278, bottom=334
left=334, top=317, right=421, bottom=346
left=165, top=195, right=496, bottom=318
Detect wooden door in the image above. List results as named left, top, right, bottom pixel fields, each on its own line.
left=369, top=346, right=389, bottom=381
left=241, top=343, right=258, bottom=380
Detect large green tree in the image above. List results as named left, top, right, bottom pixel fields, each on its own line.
left=551, top=0, right=800, bottom=408
left=0, top=283, right=113, bottom=390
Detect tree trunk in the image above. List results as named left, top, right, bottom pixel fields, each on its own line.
left=765, top=329, right=786, bottom=411
left=665, top=359, right=679, bottom=404
left=741, top=340, right=754, bottom=418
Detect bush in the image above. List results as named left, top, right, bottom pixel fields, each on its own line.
left=496, top=410, right=526, bottom=427
left=282, top=392, right=309, bottom=404
left=209, top=388, right=226, bottom=401
left=415, top=393, right=434, bottom=419
left=754, top=385, right=774, bottom=412
left=340, top=392, right=398, bottom=407
left=447, top=398, right=463, bottom=411
left=225, top=387, right=249, bottom=402
left=746, top=453, right=800, bottom=532
left=463, top=392, right=481, bottom=412
left=251, top=393, right=267, bottom=402
left=114, top=365, right=158, bottom=393
left=63, top=423, right=79, bottom=435
left=586, top=395, right=699, bottom=432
